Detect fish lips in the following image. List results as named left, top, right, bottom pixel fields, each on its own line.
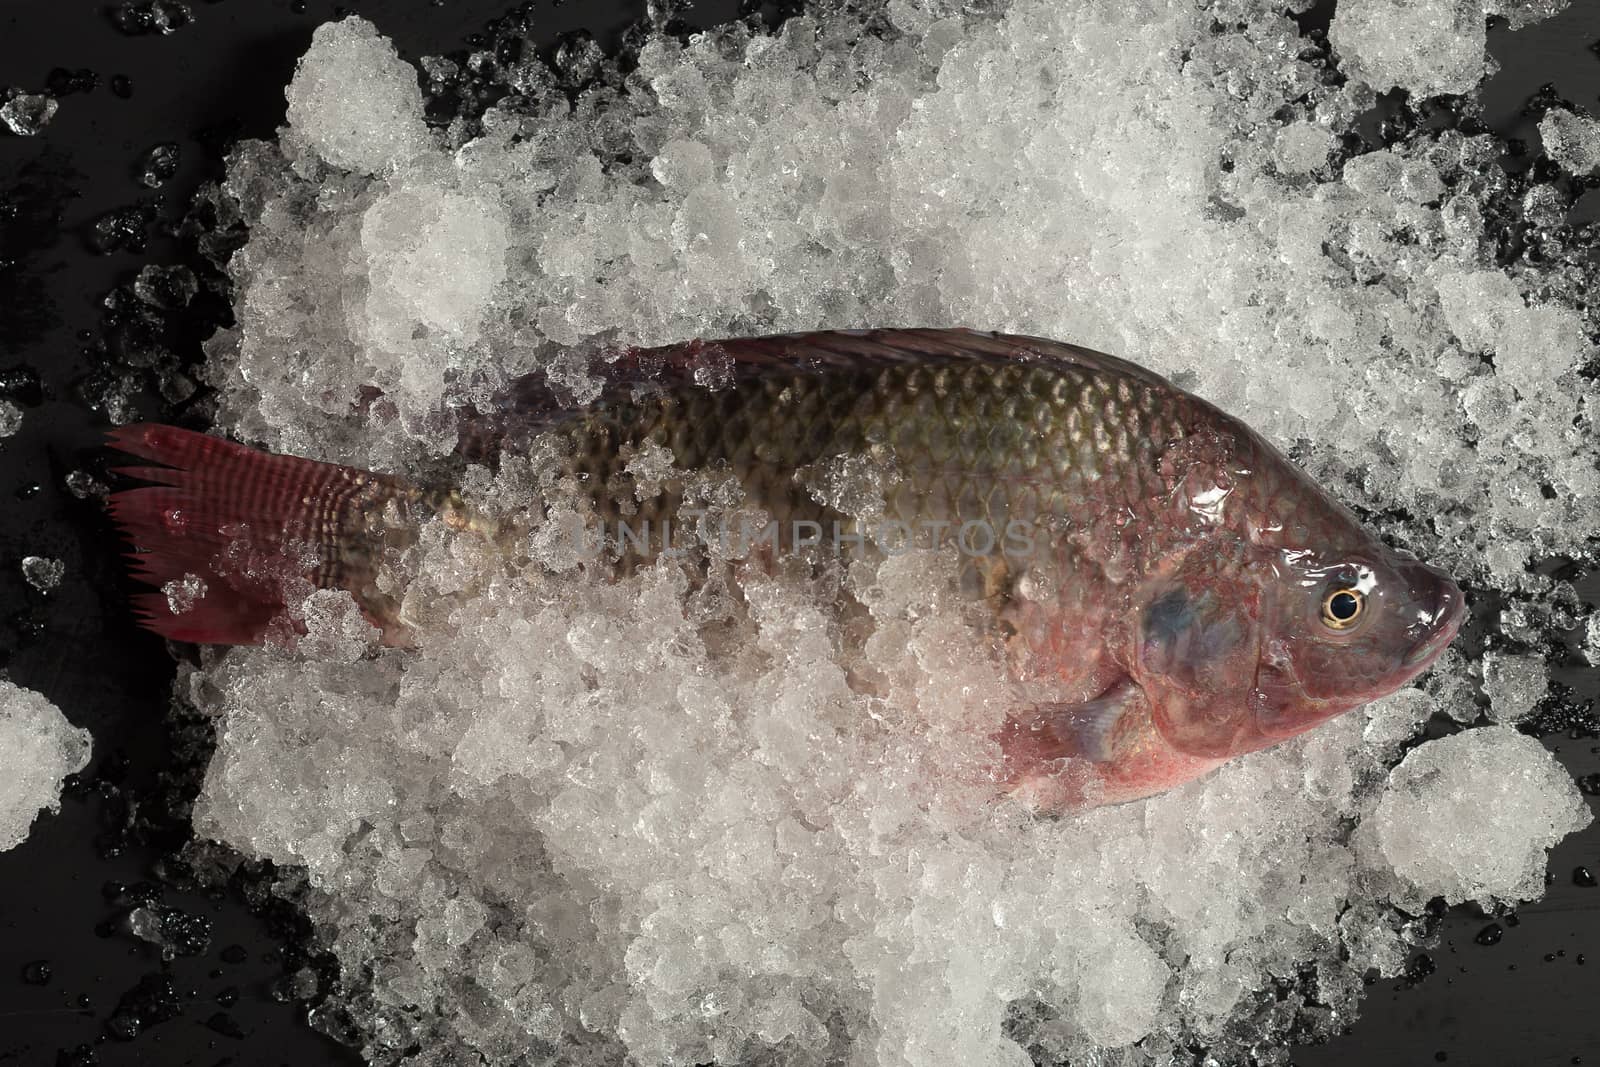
left=1401, top=577, right=1466, bottom=670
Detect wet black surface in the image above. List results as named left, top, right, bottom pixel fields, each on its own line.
left=0, top=1, right=1597, bottom=1065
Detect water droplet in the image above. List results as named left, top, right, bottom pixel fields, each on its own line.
left=1407, top=952, right=1437, bottom=981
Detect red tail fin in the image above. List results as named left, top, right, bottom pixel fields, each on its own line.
left=107, top=425, right=417, bottom=645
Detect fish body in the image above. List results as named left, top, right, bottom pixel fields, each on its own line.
left=110, top=329, right=1464, bottom=809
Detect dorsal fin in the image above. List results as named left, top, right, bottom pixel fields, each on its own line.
left=455, top=328, right=1165, bottom=461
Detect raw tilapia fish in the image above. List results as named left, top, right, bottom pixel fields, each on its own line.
left=109, top=328, right=1464, bottom=809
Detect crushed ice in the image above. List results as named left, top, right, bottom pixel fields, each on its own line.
left=0, top=680, right=92, bottom=851
left=162, top=574, right=209, bottom=616
left=21, top=555, right=64, bottom=592
left=1372, top=727, right=1588, bottom=906
left=1, top=91, right=59, bottom=137
left=169, top=2, right=1599, bottom=1064
left=1540, top=107, right=1600, bottom=175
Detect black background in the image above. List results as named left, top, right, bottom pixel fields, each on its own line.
left=1, top=1, right=1597, bottom=1064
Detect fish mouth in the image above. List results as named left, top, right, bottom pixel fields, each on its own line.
left=1402, top=579, right=1466, bottom=669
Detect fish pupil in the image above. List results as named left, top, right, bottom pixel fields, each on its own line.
left=1328, top=591, right=1359, bottom=621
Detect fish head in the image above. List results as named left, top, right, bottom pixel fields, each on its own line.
left=1246, top=540, right=1465, bottom=742
left=1132, top=536, right=1464, bottom=759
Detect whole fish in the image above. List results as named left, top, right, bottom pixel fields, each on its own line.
left=108, top=329, right=1464, bottom=809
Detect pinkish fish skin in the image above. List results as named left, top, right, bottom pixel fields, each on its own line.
left=108, top=329, right=1465, bottom=811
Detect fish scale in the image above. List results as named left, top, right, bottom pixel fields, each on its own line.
left=541, top=344, right=1197, bottom=650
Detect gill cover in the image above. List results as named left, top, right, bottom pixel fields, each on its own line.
left=1135, top=576, right=1263, bottom=758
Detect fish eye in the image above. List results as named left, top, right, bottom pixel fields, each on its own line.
left=1320, top=587, right=1364, bottom=630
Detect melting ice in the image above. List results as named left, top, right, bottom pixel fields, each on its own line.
left=174, top=0, right=1598, bottom=1064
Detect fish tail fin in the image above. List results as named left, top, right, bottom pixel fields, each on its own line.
left=107, top=424, right=420, bottom=646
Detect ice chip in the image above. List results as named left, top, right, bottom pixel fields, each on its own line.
left=651, top=138, right=716, bottom=190
left=293, top=589, right=380, bottom=662
left=284, top=17, right=431, bottom=175
left=1363, top=688, right=1437, bottom=752
left=109, top=0, right=192, bottom=36
left=0, top=399, right=22, bottom=438
left=138, top=141, right=182, bottom=188
left=65, top=470, right=108, bottom=499
left=1274, top=121, right=1334, bottom=174
left=0, top=681, right=92, bottom=850
left=1480, top=651, right=1546, bottom=723
left=21, top=556, right=64, bottom=592
left=624, top=440, right=677, bottom=500
left=132, top=264, right=200, bottom=310
left=1539, top=108, right=1600, bottom=175
left=1, top=92, right=59, bottom=136
left=360, top=185, right=508, bottom=349
left=126, top=904, right=213, bottom=960
left=1486, top=0, right=1573, bottom=29
left=1070, top=922, right=1170, bottom=1048
left=1329, top=0, right=1487, bottom=97
left=162, top=574, right=209, bottom=616
left=1374, top=728, right=1591, bottom=904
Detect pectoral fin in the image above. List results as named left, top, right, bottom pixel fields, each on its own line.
left=1003, top=678, right=1143, bottom=764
